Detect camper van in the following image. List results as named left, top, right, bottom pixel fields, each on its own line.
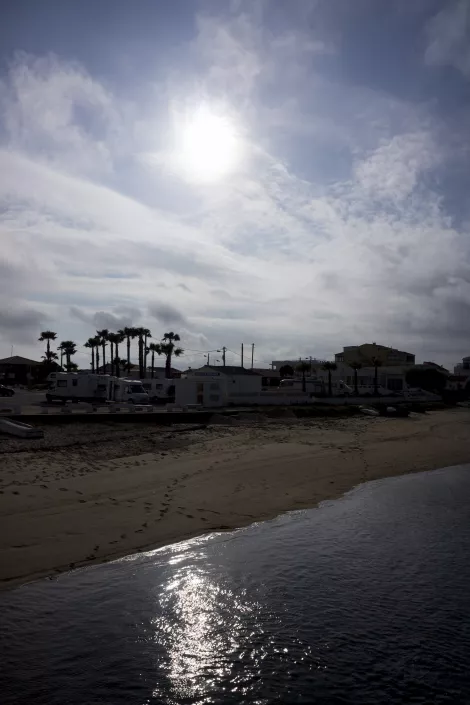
left=141, top=379, right=175, bottom=404
left=46, top=374, right=149, bottom=404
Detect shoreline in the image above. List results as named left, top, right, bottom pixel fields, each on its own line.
left=1, top=408, right=470, bottom=591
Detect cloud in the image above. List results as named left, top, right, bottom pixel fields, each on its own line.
left=148, top=302, right=187, bottom=326
left=425, top=0, right=470, bottom=78
left=1, top=8, right=469, bottom=370
left=0, top=53, right=121, bottom=175
left=70, top=306, right=141, bottom=330
left=0, top=306, right=50, bottom=345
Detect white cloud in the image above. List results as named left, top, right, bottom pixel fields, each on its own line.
left=0, top=16, right=469, bottom=370
left=425, top=0, right=470, bottom=78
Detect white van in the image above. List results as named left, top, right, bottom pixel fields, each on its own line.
left=46, top=374, right=149, bottom=404
left=141, top=378, right=175, bottom=403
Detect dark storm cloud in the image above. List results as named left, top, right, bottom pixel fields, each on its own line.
left=70, top=306, right=141, bottom=330
left=148, top=302, right=187, bottom=326
left=0, top=306, right=50, bottom=343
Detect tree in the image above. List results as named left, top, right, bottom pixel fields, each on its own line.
left=38, top=331, right=57, bottom=363
left=296, top=361, right=311, bottom=393
left=322, top=362, right=337, bottom=396
left=141, top=328, right=152, bottom=378
left=119, top=327, right=137, bottom=374
left=58, top=340, right=77, bottom=371
left=148, top=343, right=162, bottom=378
left=84, top=337, right=98, bottom=373
left=113, top=332, right=125, bottom=377
left=279, top=364, right=294, bottom=378
left=93, top=336, right=100, bottom=374
left=350, top=362, right=362, bottom=396
left=96, top=329, right=109, bottom=374
left=371, top=357, right=382, bottom=396
left=160, top=332, right=183, bottom=378
left=107, top=332, right=124, bottom=377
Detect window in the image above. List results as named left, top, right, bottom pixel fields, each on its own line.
left=210, top=383, right=219, bottom=391
left=72, top=379, right=78, bottom=387
left=57, top=380, right=67, bottom=388
left=156, top=384, right=163, bottom=390
left=210, top=394, right=220, bottom=402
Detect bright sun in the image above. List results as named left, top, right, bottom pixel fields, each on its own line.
left=177, top=105, right=241, bottom=182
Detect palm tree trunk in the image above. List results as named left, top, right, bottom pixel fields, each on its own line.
left=102, top=343, right=106, bottom=374
left=91, top=347, right=95, bottom=373
left=151, top=351, right=155, bottom=378
left=165, top=353, right=172, bottom=378
left=96, top=348, right=100, bottom=374
left=143, top=335, right=148, bottom=378
left=60, top=350, right=64, bottom=368
left=47, top=339, right=50, bottom=357
left=115, top=343, right=120, bottom=378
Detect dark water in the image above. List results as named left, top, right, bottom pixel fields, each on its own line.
left=2, top=466, right=470, bottom=705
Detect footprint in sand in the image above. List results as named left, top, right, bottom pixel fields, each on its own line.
left=40, top=485, right=48, bottom=489
left=12, top=491, right=19, bottom=495
left=59, top=487, right=68, bottom=492
left=79, top=499, right=86, bottom=503
left=186, top=514, right=194, bottom=519
left=120, top=533, right=127, bottom=539
left=135, top=529, right=143, bottom=533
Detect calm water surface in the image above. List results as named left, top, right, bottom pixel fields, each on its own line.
left=2, top=466, right=470, bottom=704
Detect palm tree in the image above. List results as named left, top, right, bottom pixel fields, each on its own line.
left=148, top=343, right=162, bottom=378
left=113, top=332, right=125, bottom=377
left=160, top=332, right=184, bottom=378
left=84, top=337, right=98, bottom=373
left=107, top=332, right=118, bottom=376
left=133, top=327, right=151, bottom=378
left=118, top=327, right=136, bottom=375
left=350, top=362, right=362, bottom=396
left=38, top=331, right=57, bottom=362
left=58, top=340, right=77, bottom=371
left=296, top=361, right=311, bottom=393
left=322, top=361, right=337, bottom=396
left=371, top=357, right=382, bottom=396
left=94, top=336, right=101, bottom=374
left=96, top=329, right=109, bottom=374
left=142, top=328, right=152, bottom=378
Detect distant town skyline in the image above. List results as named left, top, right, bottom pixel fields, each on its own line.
left=1, top=1, right=470, bottom=371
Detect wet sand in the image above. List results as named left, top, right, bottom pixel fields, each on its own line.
left=1, top=408, right=469, bottom=589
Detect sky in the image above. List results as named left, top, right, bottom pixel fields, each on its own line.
left=1, top=0, right=470, bottom=371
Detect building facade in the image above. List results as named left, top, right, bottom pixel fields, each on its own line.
left=335, top=343, right=415, bottom=367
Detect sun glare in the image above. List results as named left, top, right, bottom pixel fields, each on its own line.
left=177, top=104, right=241, bottom=182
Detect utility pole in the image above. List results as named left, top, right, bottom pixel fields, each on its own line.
left=222, top=347, right=226, bottom=367
left=241, top=343, right=244, bottom=368
left=251, top=343, right=255, bottom=369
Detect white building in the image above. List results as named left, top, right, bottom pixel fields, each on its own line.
left=454, top=356, right=470, bottom=376
left=184, top=366, right=262, bottom=396
left=176, top=366, right=262, bottom=406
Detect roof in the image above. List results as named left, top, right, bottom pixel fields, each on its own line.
left=194, top=365, right=260, bottom=376
left=0, top=355, right=41, bottom=366
left=253, top=368, right=280, bottom=378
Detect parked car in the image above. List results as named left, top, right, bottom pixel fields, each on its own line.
left=0, top=385, right=15, bottom=397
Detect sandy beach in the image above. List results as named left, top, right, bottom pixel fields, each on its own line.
left=1, top=407, right=469, bottom=589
